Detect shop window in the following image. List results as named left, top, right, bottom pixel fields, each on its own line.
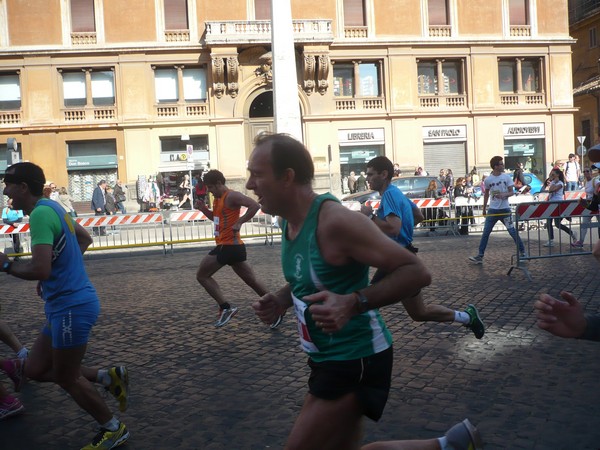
left=0, top=73, right=21, bottom=110
left=62, top=69, right=115, bottom=107
left=333, top=61, right=380, bottom=97
left=428, top=0, right=449, bottom=25
left=68, top=139, right=117, bottom=157
left=254, top=0, right=271, bottom=20
left=154, top=66, right=207, bottom=104
left=498, top=58, right=542, bottom=93
left=160, top=135, right=208, bottom=153
left=417, top=59, right=464, bottom=95
left=164, top=0, right=188, bottom=30
left=70, top=0, right=95, bottom=32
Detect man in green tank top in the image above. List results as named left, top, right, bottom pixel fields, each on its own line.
left=246, top=134, right=482, bottom=450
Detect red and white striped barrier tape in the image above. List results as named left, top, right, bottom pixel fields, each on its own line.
left=0, top=223, right=30, bottom=234
left=76, top=213, right=164, bottom=227
left=364, top=198, right=451, bottom=210
left=516, top=200, right=598, bottom=220
left=535, top=191, right=586, bottom=201
left=169, top=211, right=208, bottom=222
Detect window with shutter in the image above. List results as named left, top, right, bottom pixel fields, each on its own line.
left=509, top=0, right=528, bottom=26
left=255, top=0, right=271, bottom=20
left=343, top=0, right=366, bottom=27
left=164, top=0, right=189, bottom=30
left=70, top=0, right=95, bottom=32
left=428, top=0, right=449, bottom=26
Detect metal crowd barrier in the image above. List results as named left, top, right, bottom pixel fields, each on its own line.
left=508, top=198, right=598, bottom=281
left=0, top=209, right=282, bottom=257
left=361, top=198, right=456, bottom=235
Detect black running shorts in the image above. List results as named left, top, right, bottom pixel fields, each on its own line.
left=209, top=244, right=247, bottom=266
left=307, top=346, right=393, bottom=421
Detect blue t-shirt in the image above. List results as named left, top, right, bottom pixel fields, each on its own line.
left=376, top=184, right=416, bottom=247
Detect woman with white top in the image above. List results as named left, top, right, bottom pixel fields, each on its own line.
left=544, top=168, right=577, bottom=247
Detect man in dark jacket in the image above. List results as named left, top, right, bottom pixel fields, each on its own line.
left=91, top=180, right=107, bottom=236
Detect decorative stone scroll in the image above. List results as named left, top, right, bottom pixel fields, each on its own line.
left=211, top=56, right=225, bottom=99
left=317, top=54, right=330, bottom=95
left=303, top=54, right=316, bottom=95
left=226, top=56, right=239, bottom=98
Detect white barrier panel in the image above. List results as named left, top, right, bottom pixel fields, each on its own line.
left=509, top=199, right=600, bottom=281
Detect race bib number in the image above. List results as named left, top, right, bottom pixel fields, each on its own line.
left=292, top=294, right=319, bottom=353
left=213, top=216, right=220, bottom=237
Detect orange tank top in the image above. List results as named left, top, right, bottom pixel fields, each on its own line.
left=213, top=190, right=243, bottom=245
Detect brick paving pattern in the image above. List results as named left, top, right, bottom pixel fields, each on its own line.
left=0, top=232, right=599, bottom=449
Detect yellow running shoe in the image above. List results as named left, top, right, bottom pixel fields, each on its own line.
left=106, top=366, right=129, bottom=412
left=81, top=422, right=130, bottom=450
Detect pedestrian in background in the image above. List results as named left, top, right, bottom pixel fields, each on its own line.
left=543, top=168, right=577, bottom=248
left=356, top=171, right=368, bottom=191
left=424, top=179, right=439, bottom=233
left=454, top=177, right=470, bottom=236
left=564, top=153, right=580, bottom=191
left=572, top=165, right=600, bottom=248
left=91, top=180, right=107, bottom=236
left=113, top=180, right=127, bottom=214
left=347, top=171, right=357, bottom=194
left=58, top=187, right=77, bottom=218
left=48, top=182, right=59, bottom=202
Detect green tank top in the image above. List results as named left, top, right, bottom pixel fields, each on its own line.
left=281, top=193, right=392, bottom=362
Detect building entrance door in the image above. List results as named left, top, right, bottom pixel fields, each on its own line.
left=246, top=90, right=274, bottom=160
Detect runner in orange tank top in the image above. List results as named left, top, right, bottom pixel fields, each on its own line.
left=195, top=170, right=280, bottom=328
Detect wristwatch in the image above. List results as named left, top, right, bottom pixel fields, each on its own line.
left=1, top=260, right=12, bottom=273
left=354, top=290, right=369, bottom=313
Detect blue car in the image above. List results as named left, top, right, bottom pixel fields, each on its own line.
left=471, top=171, right=544, bottom=197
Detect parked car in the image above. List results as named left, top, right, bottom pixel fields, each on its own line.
left=471, top=171, right=544, bottom=197
left=341, top=176, right=446, bottom=204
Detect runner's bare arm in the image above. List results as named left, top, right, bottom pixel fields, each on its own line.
left=0, top=244, right=52, bottom=280
left=195, top=199, right=214, bottom=221
left=227, top=191, right=261, bottom=228
left=412, top=206, right=424, bottom=226
left=74, top=221, right=93, bottom=254
left=305, top=201, right=430, bottom=328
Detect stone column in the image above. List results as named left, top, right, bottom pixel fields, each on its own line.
left=271, top=0, right=302, bottom=142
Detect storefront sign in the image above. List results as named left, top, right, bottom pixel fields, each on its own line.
left=160, top=150, right=209, bottom=163
left=338, top=128, right=385, bottom=146
left=66, top=155, right=118, bottom=170
left=422, top=125, right=467, bottom=143
left=503, top=123, right=545, bottom=139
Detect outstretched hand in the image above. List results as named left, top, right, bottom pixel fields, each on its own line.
left=304, top=290, right=356, bottom=333
left=534, top=291, right=587, bottom=339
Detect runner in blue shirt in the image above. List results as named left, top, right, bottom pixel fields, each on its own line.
left=0, top=162, right=129, bottom=449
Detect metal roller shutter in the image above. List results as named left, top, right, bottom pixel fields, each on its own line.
left=423, top=142, right=467, bottom=178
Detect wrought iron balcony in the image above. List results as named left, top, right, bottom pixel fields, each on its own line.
left=204, top=20, right=333, bottom=45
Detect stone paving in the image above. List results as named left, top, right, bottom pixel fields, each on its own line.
left=0, top=230, right=600, bottom=449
